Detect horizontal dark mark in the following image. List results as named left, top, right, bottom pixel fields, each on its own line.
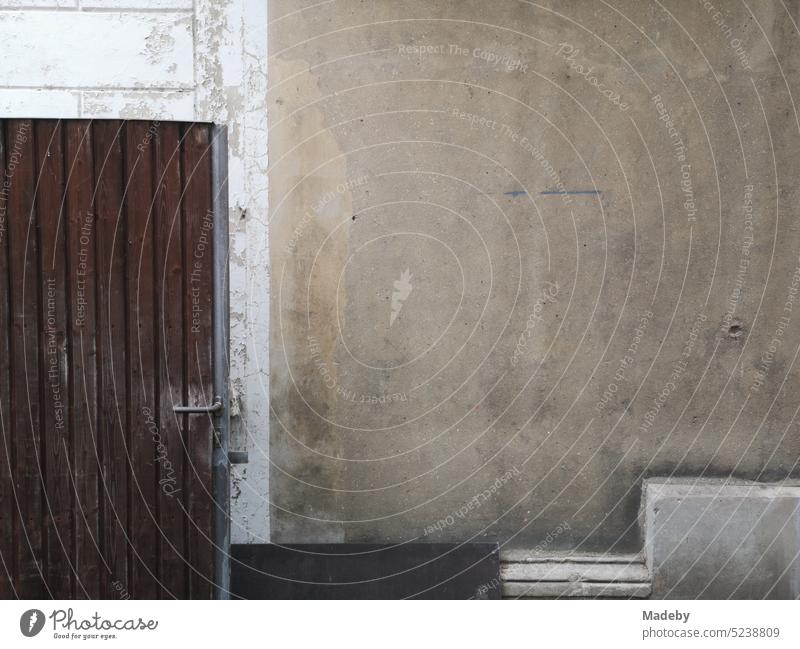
left=540, top=189, right=602, bottom=195
left=503, top=189, right=603, bottom=197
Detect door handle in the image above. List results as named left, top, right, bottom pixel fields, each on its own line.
left=173, top=396, right=224, bottom=414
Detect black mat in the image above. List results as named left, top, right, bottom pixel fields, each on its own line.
left=230, top=543, right=501, bottom=599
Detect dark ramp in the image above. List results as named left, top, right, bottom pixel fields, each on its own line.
left=230, top=543, right=500, bottom=599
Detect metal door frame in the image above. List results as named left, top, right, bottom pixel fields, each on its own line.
left=211, top=124, right=231, bottom=600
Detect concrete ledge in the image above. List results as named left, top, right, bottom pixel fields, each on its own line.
left=500, top=551, right=651, bottom=599
left=502, top=559, right=649, bottom=583
left=503, top=581, right=652, bottom=599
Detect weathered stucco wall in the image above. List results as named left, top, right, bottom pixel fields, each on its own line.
left=0, top=0, right=270, bottom=544
left=270, top=0, right=800, bottom=552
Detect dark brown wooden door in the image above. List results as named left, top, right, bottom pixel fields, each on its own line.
left=0, top=120, right=216, bottom=599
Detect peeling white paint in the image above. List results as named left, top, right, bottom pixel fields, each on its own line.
left=194, top=0, right=270, bottom=544
left=81, top=89, right=194, bottom=119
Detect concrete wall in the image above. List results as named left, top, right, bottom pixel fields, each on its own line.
left=0, top=0, right=270, bottom=543
left=270, top=0, right=800, bottom=552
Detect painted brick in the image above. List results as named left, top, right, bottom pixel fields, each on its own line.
left=0, top=11, right=193, bottom=88
left=0, top=88, right=79, bottom=118
left=81, top=1, right=193, bottom=9
left=81, top=89, right=194, bottom=120
left=0, top=1, right=75, bottom=7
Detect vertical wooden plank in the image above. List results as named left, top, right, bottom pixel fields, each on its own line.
left=155, top=122, right=187, bottom=598
left=124, top=121, right=159, bottom=599
left=35, top=120, right=73, bottom=599
left=182, top=123, right=214, bottom=599
left=65, top=121, right=101, bottom=598
left=93, top=121, right=129, bottom=599
left=7, top=119, right=46, bottom=598
left=0, top=122, right=15, bottom=598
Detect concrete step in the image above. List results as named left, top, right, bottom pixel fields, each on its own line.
left=642, top=478, right=800, bottom=599
left=503, top=580, right=652, bottom=599
left=500, top=551, right=651, bottom=599
left=500, top=479, right=800, bottom=598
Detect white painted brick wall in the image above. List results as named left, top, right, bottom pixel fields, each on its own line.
left=1, top=12, right=194, bottom=88
left=4, top=1, right=191, bottom=9
left=0, top=3, right=198, bottom=119
left=0, top=0, right=271, bottom=543
left=2, top=1, right=74, bottom=7
left=0, top=88, right=78, bottom=117
left=81, top=1, right=193, bottom=8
